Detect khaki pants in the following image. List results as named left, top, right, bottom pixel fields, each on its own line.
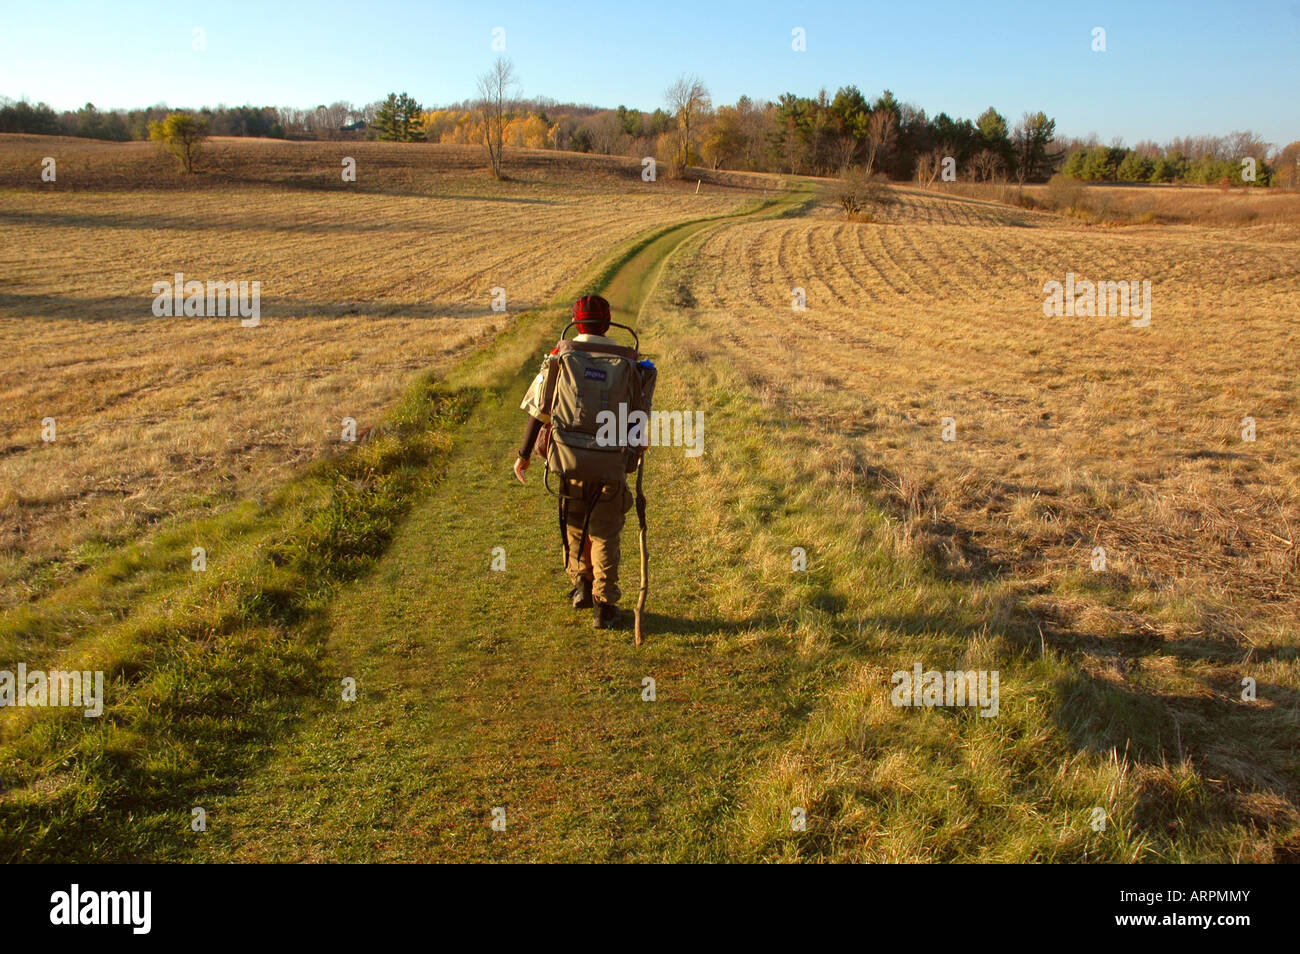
left=564, top=480, right=632, bottom=606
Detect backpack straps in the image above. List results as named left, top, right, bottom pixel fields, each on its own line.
left=557, top=480, right=615, bottom=580
left=554, top=339, right=638, bottom=362
left=634, top=453, right=648, bottom=646
left=573, top=483, right=600, bottom=578
left=539, top=353, right=560, bottom=419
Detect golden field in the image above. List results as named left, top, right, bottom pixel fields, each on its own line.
left=673, top=185, right=1300, bottom=640
left=1, top=135, right=1297, bottom=861
left=942, top=177, right=1300, bottom=235
left=646, top=184, right=1300, bottom=852
left=0, top=136, right=764, bottom=607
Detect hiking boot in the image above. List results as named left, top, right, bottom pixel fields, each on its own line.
left=570, top=578, right=593, bottom=610
left=592, top=601, right=621, bottom=629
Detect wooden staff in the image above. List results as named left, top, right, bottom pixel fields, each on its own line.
left=634, top=455, right=648, bottom=646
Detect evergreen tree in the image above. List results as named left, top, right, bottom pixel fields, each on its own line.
left=374, top=92, right=425, bottom=142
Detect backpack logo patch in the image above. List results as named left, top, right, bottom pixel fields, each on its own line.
left=583, top=367, right=608, bottom=381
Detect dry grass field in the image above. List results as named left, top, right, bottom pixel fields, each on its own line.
left=676, top=185, right=1300, bottom=640
left=941, top=178, right=1300, bottom=236
left=0, top=136, right=765, bottom=610
left=1, top=135, right=1296, bottom=862
left=1061, top=181, right=1300, bottom=234
left=648, top=183, right=1300, bottom=854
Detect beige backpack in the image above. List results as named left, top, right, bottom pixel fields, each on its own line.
left=537, top=321, right=657, bottom=576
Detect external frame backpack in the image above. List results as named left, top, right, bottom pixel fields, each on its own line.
left=535, top=320, right=657, bottom=621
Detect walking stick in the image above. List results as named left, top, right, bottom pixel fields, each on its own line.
left=634, top=455, right=648, bottom=646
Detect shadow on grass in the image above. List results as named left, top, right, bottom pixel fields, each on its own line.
left=0, top=292, right=530, bottom=321
left=635, top=609, right=788, bottom=640
left=859, top=600, right=1300, bottom=860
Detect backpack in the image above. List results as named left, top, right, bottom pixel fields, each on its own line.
left=536, top=320, right=657, bottom=574
left=538, top=321, right=656, bottom=491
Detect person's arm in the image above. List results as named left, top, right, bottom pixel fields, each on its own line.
left=514, top=414, right=542, bottom=483
left=514, top=352, right=557, bottom=483
left=518, top=415, right=542, bottom=460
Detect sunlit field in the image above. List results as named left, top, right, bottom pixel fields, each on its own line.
left=1, top=134, right=1296, bottom=863
left=0, top=136, right=763, bottom=608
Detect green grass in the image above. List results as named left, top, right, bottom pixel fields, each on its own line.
left=0, top=373, right=477, bottom=859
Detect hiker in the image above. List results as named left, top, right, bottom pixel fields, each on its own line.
left=513, top=295, right=654, bottom=632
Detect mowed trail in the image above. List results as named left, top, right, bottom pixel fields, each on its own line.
left=196, top=195, right=816, bottom=861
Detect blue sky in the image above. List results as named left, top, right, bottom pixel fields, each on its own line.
left=2, top=0, right=1297, bottom=147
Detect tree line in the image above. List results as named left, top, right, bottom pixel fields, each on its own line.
left=1059, top=132, right=1282, bottom=187
left=0, top=97, right=365, bottom=141
left=361, top=77, right=1060, bottom=184
left=5, top=75, right=1294, bottom=188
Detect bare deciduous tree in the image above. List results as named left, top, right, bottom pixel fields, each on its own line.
left=834, top=133, right=860, bottom=172
left=863, top=110, right=896, bottom=177
left=317, top=101, right=352, bottom=139
left=1276, top=141, right=1300, bottom=190
left=476, top=57, right=519, bottom=179
left=738, top=97, right=771, bottom=171
left=665, top=74, right=711, bottom=177
left=916, top=148, right=948, bottom=188
left=586, top=110, right=626, bottom=156
left=830, top=165, right=894, bottom=221
left=914, top=152, right=934, bottom=186
left=971, top=149, right=1001, bottom=182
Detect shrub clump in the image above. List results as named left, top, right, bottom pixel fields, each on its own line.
left=832, top=166, right=895, bottom=221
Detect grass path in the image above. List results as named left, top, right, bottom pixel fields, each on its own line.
left=192, top=189, right=820, bottom=861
